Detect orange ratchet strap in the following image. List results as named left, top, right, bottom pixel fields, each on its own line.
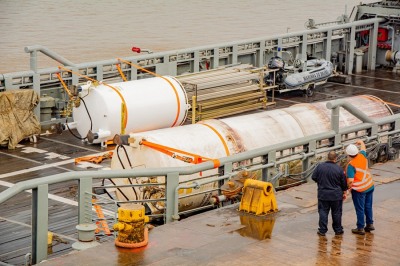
left=75, top=151, right=114, bottom=164
left=140, top=140, right=220, bottom=168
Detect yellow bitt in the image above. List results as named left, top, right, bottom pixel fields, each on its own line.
left=113, top=204, right=149, bottom=248
left=239, top=179, right=278, bottom=215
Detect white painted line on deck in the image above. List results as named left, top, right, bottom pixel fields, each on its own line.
left=40, top=136, right=103, bottom=153
left=0, top=159, right=76, bottom=179
left=327, top=82, right=400, bottom=95
left=0, top=216, right=78, bottom=242
left=0, top=151, right=110, bottom=179
left=350, top=73, right=400, bottom=83
left=0, top=180, right=115, bottom=217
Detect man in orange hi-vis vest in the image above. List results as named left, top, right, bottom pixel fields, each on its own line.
left=345, top=139, right=375, bottom=235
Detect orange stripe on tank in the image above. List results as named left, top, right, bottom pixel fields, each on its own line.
left=199, top=123, right=230, bottom=156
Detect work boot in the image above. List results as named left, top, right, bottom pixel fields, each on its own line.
left=351, top=228, right=365, bottom=235
left=365, top=224, right=375, bottom=232
left=335, top=231, right=344, bottom=236
left=317, top=230, right=326, bottom=236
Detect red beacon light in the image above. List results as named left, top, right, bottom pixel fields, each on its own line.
left=131, top=47, right=141, bottom=53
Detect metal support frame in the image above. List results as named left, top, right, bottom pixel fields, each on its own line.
left=301, top=33, right=308, bottom=72
left=347, top=25, right=356, bottom=74
left=326, top=30, right=333, bottom=61
left=368, top=22, right=379, bottom=71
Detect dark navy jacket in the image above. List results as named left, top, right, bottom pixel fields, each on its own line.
left=312, top=161, right=347, bottom=201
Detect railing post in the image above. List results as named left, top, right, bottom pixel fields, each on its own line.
left=166, top=172, right=179, bottom=223
left=395, top=119, right=400, bottom=130
left=32, top=184, right=49, bottom=264
left=29, top=49, right=38, bottom=72
left=96, top=64, right=104, bottom=81
left=303, top=140, right=317, bottom=182
left=369, top=124, right=378, bottom=137
left=221, top=162, right=233, bottom=188
left=78, top=177, right=93, bottom=224
left=213, top=47, right=219, bottom=68
left=264, top=151, right=277, bottom=185
left=71, top=67, right=79, bottom=86
left=331, top=106, right=342, bottom=146
left=193, top=50, right=200, bottom=73
left=33, top=73, right=41, bottom=121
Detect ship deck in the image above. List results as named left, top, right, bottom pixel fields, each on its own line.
left=1, top=69, right=400, bottom=265
left=40, top=161, right=400, bottom=266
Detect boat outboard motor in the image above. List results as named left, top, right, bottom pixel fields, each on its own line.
left=268, top=56, right=285, bottom=69
left=265, top=56, right=285, bottom=85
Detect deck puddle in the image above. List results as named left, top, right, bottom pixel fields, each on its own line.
left=234, top=212, right=277, bottom=240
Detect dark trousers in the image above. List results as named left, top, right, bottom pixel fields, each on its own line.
left=318, top=199, right=343, bottom=233
left=351, top=189, right=374, bottom=229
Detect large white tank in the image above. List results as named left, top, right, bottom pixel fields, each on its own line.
left=110, top=95, right=392, bottom=213
left=72, top=76, right=189, bottom=143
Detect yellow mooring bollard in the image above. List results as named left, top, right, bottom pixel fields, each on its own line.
left=239, top=179, right=278, bottom=215
left=113, top=204, right=149, bottom=248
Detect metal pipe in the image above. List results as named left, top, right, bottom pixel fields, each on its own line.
left=24, top=45, right=77, bottom=68
left=173, top=174, right=231, bottom=220
left=326, top=99, right=375, bottom=123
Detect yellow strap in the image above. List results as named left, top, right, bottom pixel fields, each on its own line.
left=55, top=73, right=73, bottom=99
left=116, top=64, right=127, bottom=82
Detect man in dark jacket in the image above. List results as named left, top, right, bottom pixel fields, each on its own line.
left=312, top=151, right=348, bottom=236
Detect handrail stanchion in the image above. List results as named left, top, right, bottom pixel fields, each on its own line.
left=265, top=150, right=277, bottom=185
left=303, top=140, right=317, bottom=182
left=32, top=184, right=49, bottom=265
left=79, top=177, right=93, bottom=224
left=221, top=162, right=233, bottom=190
left=166, top=173, right=180, bottom=223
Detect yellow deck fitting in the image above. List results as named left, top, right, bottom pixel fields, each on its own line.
left=113, top=204, right=149, bottom=248
left=239, top=179, right=278, bottom=215
left=47, top=231, right=53, bottom=246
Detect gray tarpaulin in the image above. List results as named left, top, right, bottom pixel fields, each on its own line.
left=0, top=90, right=41, bottom=149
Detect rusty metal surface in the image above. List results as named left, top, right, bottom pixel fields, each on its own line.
left=39, top=159, right=400, bottom=266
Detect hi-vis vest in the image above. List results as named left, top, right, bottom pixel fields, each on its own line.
left=347, top=153, right=374, bottom=192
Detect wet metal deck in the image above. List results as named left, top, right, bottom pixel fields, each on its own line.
left=39, top=159, right=400, bottom=266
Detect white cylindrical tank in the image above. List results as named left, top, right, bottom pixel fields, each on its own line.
left=110, top=95, right=392, bottom=213
left=72, top=76, right=189, bottom=143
